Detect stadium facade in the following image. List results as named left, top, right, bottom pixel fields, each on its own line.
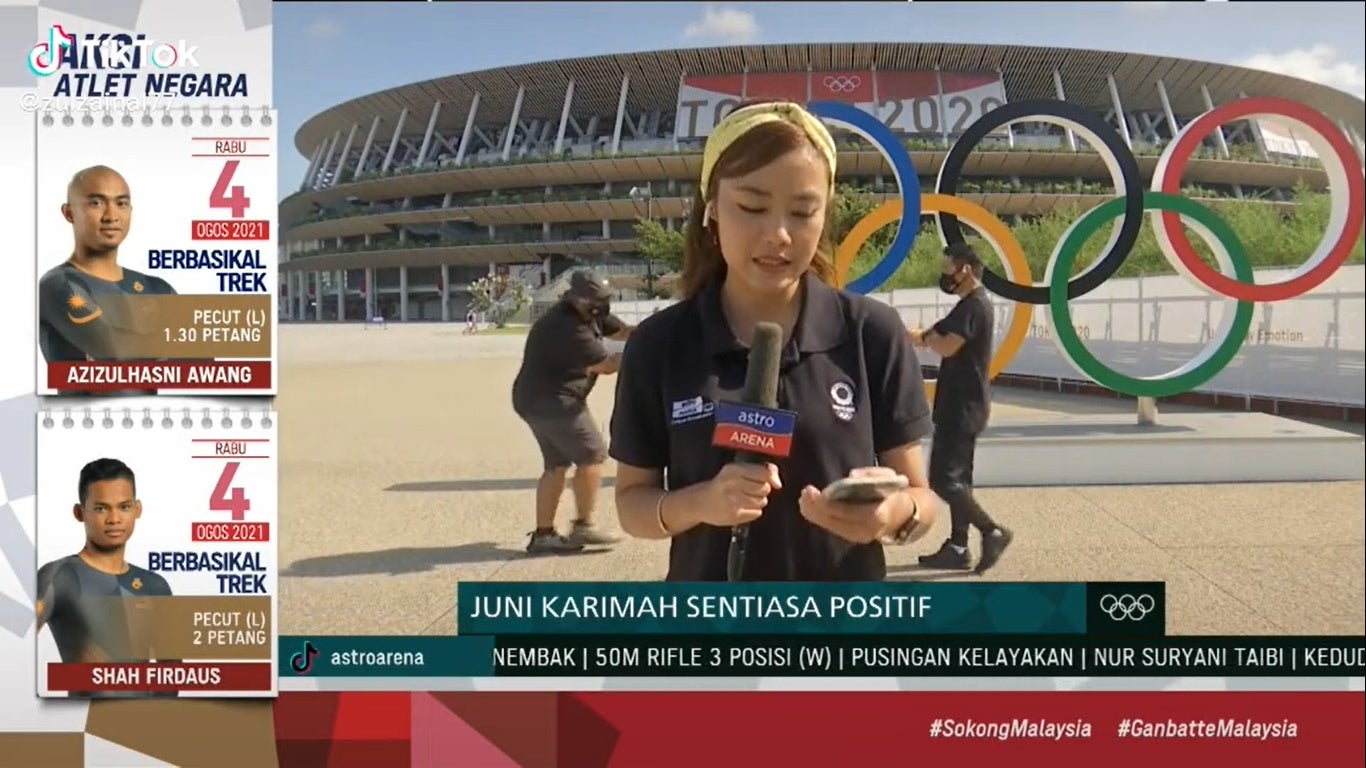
left=277, top=42, right=1366, bottom=323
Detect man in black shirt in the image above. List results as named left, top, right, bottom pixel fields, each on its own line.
left=38, top=166, right=177, bottom=367
left=37, top=458, right=173, bottom=695
left=512, top=271, right=634, bottom=554
left=910, top=243, right=1013, bottom=574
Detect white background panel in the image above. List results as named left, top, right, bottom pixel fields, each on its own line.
left=2, top=0, right=273, bottom=735
left=35, top=410, right=278, bottom=697
left=0, top=89, right=36, bottom=402
left=34, top=113, right=279, bottom=395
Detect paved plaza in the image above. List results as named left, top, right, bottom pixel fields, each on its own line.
left=275, top=323, right=1365, bottom=637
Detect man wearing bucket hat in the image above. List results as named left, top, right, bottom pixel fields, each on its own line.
left=512, top=270, right=635, bottom=554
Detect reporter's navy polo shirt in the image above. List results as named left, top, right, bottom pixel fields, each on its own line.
left=609, top=272, right=933, bottom=582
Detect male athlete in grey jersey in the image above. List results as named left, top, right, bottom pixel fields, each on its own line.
left=37, top=166, right=176, bottom=365
left=36, top=458, right=172, bottom=671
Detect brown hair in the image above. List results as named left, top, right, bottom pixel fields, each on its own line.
left=676, top=110, right=837, bottom=300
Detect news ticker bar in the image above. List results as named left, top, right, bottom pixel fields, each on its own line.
left=456, top=580, right=1166, bottom=636
left=277, top=635, right=1364, bottom=678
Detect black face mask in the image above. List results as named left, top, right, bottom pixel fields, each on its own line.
left=938, top=273, right=961, bottom=295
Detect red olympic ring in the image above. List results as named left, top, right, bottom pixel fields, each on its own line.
left=1154, top=97, right=1365, bottom=302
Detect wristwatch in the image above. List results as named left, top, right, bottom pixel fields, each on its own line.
left=884, top=498, right=921, bottom=545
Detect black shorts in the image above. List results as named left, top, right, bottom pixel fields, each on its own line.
left=522, top=409, right=607, bottom=470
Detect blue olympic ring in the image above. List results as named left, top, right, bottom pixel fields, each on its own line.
left=807, top=101, right=921, bottom=294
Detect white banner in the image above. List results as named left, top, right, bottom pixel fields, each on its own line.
left=1257, top=119, right=1320, bottom=159
left=675, top=70, right=1009, bottom=141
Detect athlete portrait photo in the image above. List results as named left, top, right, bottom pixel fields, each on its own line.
left=35, top=458, right=172, bottom=670
left=37, top=165, right=178, bottom=367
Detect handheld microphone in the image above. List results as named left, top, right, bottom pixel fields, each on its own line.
left=725, top=321, right=785, bottom=582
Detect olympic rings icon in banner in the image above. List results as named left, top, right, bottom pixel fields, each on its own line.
left=1099, top=593, right=1156, bottom=622
left=807, top=97, right=1365, bottom=400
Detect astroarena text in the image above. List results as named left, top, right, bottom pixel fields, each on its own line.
left=328, top=650, right=428, bottom=672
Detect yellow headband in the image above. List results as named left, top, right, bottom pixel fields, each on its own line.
left=699, top=102, right=838, bottom=202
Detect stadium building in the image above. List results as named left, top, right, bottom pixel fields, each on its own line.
left=277, top=42, right=1365, bottom=322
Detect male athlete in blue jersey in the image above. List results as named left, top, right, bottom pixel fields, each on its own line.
left=37, top=166, right=177, bottom=365
left=36, top=459, right=172, bottom=681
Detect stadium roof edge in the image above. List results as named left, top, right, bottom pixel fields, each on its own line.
left=293, top=42, right=1366, bottom=157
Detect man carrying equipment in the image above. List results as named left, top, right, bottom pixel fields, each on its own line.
left=512, top=271, right=634, bottom=554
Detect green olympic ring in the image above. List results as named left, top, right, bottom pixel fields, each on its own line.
left=1048, top=192, right=1256, bottom=399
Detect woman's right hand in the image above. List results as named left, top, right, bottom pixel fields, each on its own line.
left=697, top=462, right=782, bottom=528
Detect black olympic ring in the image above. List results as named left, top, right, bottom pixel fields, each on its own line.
left=1099, top=593, right=1156, bottom=621
left=935, top=99, right=1144, bottom=305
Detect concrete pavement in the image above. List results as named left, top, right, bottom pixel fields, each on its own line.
left=275, top=323, right=1365, bottom=637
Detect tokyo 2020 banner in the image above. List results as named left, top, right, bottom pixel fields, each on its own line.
left=811, top=97, right=1364, bottom=399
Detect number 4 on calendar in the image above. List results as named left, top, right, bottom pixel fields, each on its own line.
left=210, top=461, right=252, bottom=520
left=209, top=160, right=252, bottom=218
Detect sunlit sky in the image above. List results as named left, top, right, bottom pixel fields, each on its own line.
left=274, top=1, right=1365, bottom=194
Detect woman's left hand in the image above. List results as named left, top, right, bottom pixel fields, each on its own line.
left=798, top=473, right=908, bottom=544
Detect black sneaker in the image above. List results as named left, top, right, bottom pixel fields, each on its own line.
left=918, top=541, right=972, bottom=570
left=526, top=530, right=585, bottom=555
left=974, top=527, right=1014, bottom=575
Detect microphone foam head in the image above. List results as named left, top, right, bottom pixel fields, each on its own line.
left=742, top=322, right=785, bottom=407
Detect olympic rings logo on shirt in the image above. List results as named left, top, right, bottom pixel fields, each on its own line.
left=822, top=76, right=862, bottom=93
left=807, top=97, right=1365, bottom=399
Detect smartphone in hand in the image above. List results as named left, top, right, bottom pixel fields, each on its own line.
left=821, top=474, right=909, bottom=504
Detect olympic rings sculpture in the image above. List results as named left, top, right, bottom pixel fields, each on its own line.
left=807, top=97, right=1365, bottom=399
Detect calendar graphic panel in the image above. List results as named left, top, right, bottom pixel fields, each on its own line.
left=35, top=407, right=278, bottom=698
left=35, top=107, right=279, bottom=396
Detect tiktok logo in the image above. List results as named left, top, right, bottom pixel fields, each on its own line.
left=28, top=25, right=75, bottom=77
left=290, top=640, right=319, bottom=675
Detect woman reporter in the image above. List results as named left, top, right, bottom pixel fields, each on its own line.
left=609, top=101, right=940, bottom=581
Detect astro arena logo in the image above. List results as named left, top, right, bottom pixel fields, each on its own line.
left=28, top=25, right=197, bottom=77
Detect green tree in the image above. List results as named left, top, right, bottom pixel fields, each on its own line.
left=831, top=187, right=1363, bottom=293
left=631, top=186, right=1362, bottom=297
left=831, top=185, right=944, bottom=290
left=469, top=274, right=531, bottom=328
left=633, top=217, right=685, bottom=296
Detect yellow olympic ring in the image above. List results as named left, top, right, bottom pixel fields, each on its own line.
left=833, top=194, right=1034, bottom=400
